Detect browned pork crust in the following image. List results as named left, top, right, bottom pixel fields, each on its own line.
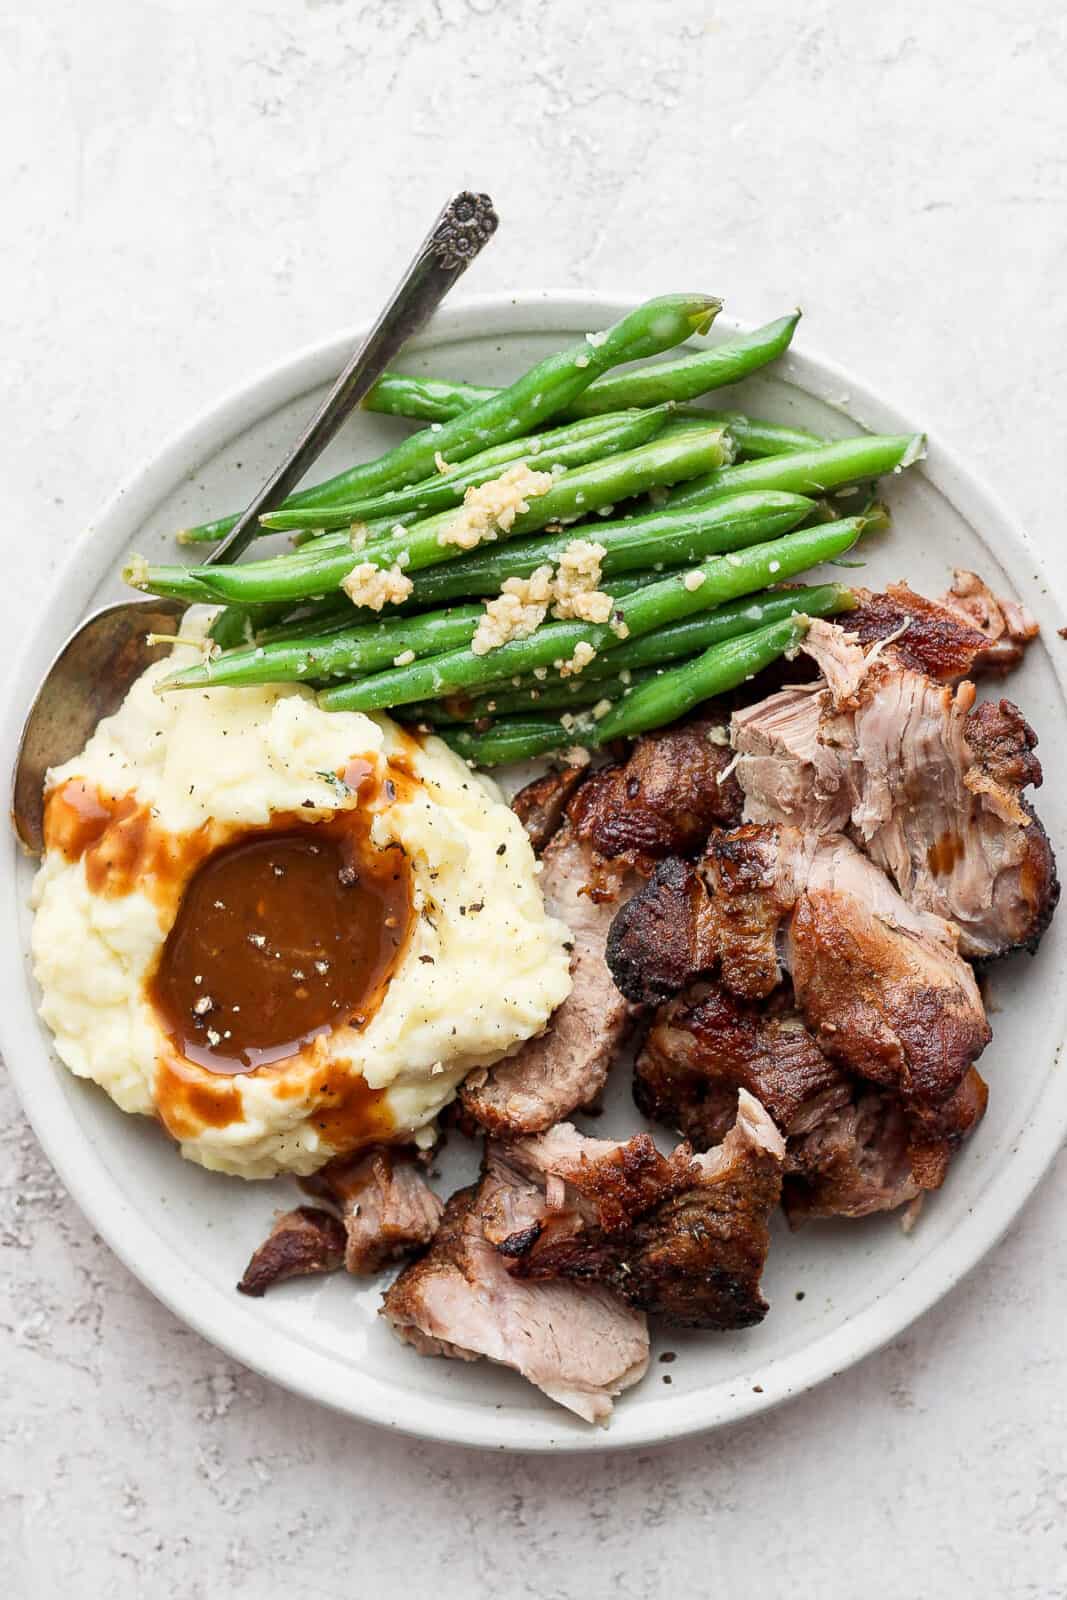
left=460, top=826, right=639, bottom=1136
left=567, top=716, right=742, bottom=871
left=635, top=980, right=849, bottom=1150
left=381, top=1183, right=649, bottom=1424
left=237, top=1206, right=346, bottom=1297
left=303, top=1147, right=443, bottom=1275
left=484, top=1095, right=785, bottom=1329
left=512, top=766, right=590, bottom=852
left=608, top=823, right=991, bottom=1114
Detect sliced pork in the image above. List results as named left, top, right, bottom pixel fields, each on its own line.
left=566, top=715, right=742, bottom=871
left=609, top=824, right=991, bottom=1113
left=732, top=614, right=1057, bottom=959
left=634, top=979, right=987, bottom=1223
left=635, top=980, right=850, bottom=1151
left=936, top=570, right=1039, bottom=674
left=783, top=1066, right=988, bottom=1224
left=381, top=1183, right=649, bottom=1424
left=304, top=1147, right=443, bottom=1275
left=237, top=1206, right=346, bottom=1297
left=460, top=826, right=638, bottom=1135
left=511, top=766, right=590, bottom=853
left=484, top=1093, right=785, bottom=1329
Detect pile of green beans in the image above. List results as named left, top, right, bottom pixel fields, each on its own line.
left=130, top=291, right=926, bottom=766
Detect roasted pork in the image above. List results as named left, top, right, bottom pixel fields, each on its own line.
left=237, top=1205, right=347, bottom=1297
left=381, top=1183, right=649, bottom=1424
left=483, top=1092, right=785, bottom=1328
left=732, top=614, right=1057, bottom=959
left=460, top=826, right=638, bottom=1135
left=609, top=823, right=991, bottom=1113
left=303, top=1147, right=444, bottom=1275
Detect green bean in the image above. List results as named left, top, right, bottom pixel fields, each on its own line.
left=440, top=714, right=601, bottom=767
left=665, top=407, right=825, bottom=458
left=163, top=574, right=659, bottom=693
left=401, top=489, right=812, bottom=608
left=562, top=581, right=853, bottom=680
left=160, top=605, right=487, bottom=692
left=361, top=313, right=800, bottom=424
left=256, top=596, right=366, bottom=643
left=259, top=408, right=671, bottom=536
left=318, top=517, right=867, bottom=714
left=666, top=432, right=925, bottom=510
left=594, top=616, right=809, bottom=742
left=175, top=294, right=719, bottom=546
left=207, top=601, right=298, bottom=649
left=135, top=428, right=732, bottom=607
left=361, top=372, right=483, bottom=423
left=308, top=293, right=721, bottom=498
left=404, top=667, right=661, bottom=725
left=404, top=582, right=855, bottom=720
left=440, top=615, right=809, bottom=765
left=119, top=559, right=216, bottom=604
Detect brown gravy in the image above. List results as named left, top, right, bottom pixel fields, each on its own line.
left=149, top=820, right=412, bottom=1073
left=44, top=765, right=416, bottom=1083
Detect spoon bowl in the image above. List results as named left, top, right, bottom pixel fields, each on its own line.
left=10, top=189, right=498, bottom=855
left=12, top=597, right=186, bottom=853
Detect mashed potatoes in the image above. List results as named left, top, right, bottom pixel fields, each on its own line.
left=31, top=648, right=572, bottom=1178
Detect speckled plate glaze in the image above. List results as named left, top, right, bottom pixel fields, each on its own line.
left=3, top=294, right=1066, bottom=1452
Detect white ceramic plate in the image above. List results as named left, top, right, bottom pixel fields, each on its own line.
left=3, top=293, right=1066, bottom=1453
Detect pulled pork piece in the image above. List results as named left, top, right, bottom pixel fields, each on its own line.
left=843, top=575, right=1038, bottom=681
left=733, top=614, right=1058, bottom=959
left=843, top=582, right=997, bottom=682
left=608, top=823, right=808, bottom=1007
left=304, top=1148, right=443, bottom=1276
left=635, top=979, right=987, bottom=1224
left=467, top=717, right=745, bottom=1137
left=511, top=766, right=590, bottom=852
left=635, top=980, right=850, bottom=1151
left=606, top=856, right=718, bottom=1006
left=787, top=831, right=992, bottom=1105
left=609, top=824, right=991, bottom=1114
left=485, top=1092, right=785, bottom=1329
left=382, top=1184, right=649, bottom=1425
left=784, top=1066, right=988, bottom=1224
left=237, top=1206, right=346, bottom=1297
left=461, top=825, right=638, bottom=1135
left=566, top=715, right=742, bottom=871
left=937, top=569, right=1039, bottom=674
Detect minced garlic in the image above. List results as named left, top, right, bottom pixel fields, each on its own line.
left=683, top=570, right=707, bottom=592
left=341, top=561, right=414, bottom=611
left=562, top=745, right=592, bottom=767
left=470, top=565, right=555, bottom=655
left=438, top=463, right=554, bottom=552
left=393, top=649, right=416, bottom=666
left=550, top=539, right=613, bottom=624
left=434, top=451, right=451, bottom=474
left=125, top=554, right=150, bottom=589
left=556, top=640, right=597, bottom=678
left=469, top=538, right=616, bottom=656
left=349, top=523, right=371, bottom=551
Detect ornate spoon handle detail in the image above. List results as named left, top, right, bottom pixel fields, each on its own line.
left=209, top=191, right=499, bottom=569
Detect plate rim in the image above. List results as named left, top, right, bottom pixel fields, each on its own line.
left=3, top=288, right=1066, bottom=1453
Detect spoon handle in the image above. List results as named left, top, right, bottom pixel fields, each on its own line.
left=208, top=191, right=498, bottom=570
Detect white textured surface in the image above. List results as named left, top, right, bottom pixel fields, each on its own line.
left=3, top=2, right=1067, bottom=1595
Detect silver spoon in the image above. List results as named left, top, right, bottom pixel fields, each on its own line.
left=12, top=191, right=499, bottom=853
